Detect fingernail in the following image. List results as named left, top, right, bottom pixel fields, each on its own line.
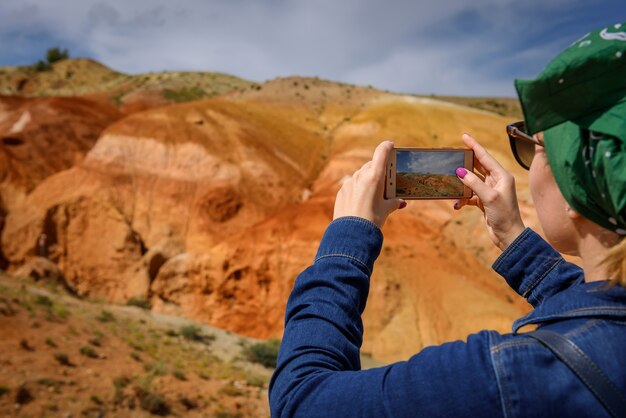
left=453, top=201, right=459, bottom=210
left=399, top=201, right=407, bottom=209
left=456, top=167, right=467, bottom=178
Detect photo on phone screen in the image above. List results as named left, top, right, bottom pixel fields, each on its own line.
left=388, top=149, right=472, bottom=199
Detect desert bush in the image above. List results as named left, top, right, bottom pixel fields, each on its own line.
left=0, top=385, right=9, bottom=396
left=80, top=346, right=98, bottom=359
left=218, top=383, right=244, bottom=397
left=15, top=384, right=33, bottom=404
left=179, top=396, right=197, bottom=410
left=162, top=86, right=206, bottom=103
left=33, top=60, right=51, bottom=72
left=138, top=390, right=170, bottom=416
left=243, top=339, right=280, bottom=368
left=96, top=310, right=115, bottom=322
left=144, top=359, right=167, bottom=376
left=46, top=47, right=69, bottom=64
left=34, top=294, right=53, bottom=307
left=53, top=352, right=72, bottom=366
left=88, top=337, right=102, bottom=347
left=113, top=375, right=131, bottom=405
left=20, top=339, right=34, bottom=351
left=214, top=406, right=243, bottom=418
left=172, top=370, right=186, bottom=381
left=180, top=325, right=202, bottom=341
left=37, top=378, right=63, bottom=393
left=127, top=298, right=151, bottom=309
left=245, top=374, right=267, bottom=389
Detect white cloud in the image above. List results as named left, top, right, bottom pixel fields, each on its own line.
left=0, top=0, right=614, bottom=95
left=398, top=151, right=465, bottom=175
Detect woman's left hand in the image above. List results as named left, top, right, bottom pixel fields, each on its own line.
left=333, top=141, right=406, bottom=229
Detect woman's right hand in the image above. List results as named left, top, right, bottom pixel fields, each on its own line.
left=454, top=133, right=526, bottom=251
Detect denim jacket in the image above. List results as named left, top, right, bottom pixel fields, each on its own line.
left=269, top=217, right=626, bottom=417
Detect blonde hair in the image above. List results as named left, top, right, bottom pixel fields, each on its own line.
left=601, top=236, right=626, bottom=287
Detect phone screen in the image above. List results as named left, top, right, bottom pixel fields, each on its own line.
left=395, top=150, right=467, bottom=198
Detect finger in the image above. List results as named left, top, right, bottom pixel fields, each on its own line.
left=462, top=133, right=507, bottom=175
left=371, top=140, right=394, bottom=180
left=456, top=168, right=498, bottom=204
left=454, top=196, right=484, bottom=212
left=474, top=158, right=488, bottom=177
left=471, top=169, right=486, bottom=182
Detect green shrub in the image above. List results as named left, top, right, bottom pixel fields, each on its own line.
left=139, top=391, right=170, bottom=416
left=46, top=47, right=69, bottom=64
left=214, top=406, right=243, bottom=418
left=88, top=337, right=102, bottom=347
left=218, top=383, right=244, bottom=397
left=34, top=295, right=53, bottom=307
left=53, top=352, right=72, bottom=367
left=243, top=339, right=280, bottom=368
left=113, top=376, right=131, bottom=405
left=180, top=325, right=202, bottom=341
left=0, top=386, right=9, bottom=397
left=80, top=346, right=98, bottom=359
left=144, top=360, right=167, bottom=376
left=96, top=310, right=115, bottom=323
left=172, top=370, right=186, bottom=381
left=33, top=60, right=51, bottom=72
left=113, top=376, right=131, bottom=389
left=162, top=86, right=207, bottom=103
left=127, top=298, right=151, bottom=309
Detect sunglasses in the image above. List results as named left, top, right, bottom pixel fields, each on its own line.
left=506, top=121, right=544, bottom=170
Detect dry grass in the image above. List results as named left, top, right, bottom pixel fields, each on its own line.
left=0, top=273, right=271, bottom=417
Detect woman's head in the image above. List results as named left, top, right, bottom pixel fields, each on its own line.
left=514, top=22, right=626, bottom=285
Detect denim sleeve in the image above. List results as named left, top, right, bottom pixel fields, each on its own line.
left=269, top=217, right=503, bottom=418
left=491, top=227, right=584, bottom=307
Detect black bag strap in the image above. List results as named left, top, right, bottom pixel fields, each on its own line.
left=526, top=329, right=626, bottom=418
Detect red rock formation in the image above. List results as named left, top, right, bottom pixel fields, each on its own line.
left=0, top=95, right=122, bottom=211
left=2, top=85, right=541, bottom=362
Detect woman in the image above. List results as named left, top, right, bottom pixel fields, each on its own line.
left=270, top=23, right=626, bottom=417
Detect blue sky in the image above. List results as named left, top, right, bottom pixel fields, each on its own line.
left=397, top=151, right=465, bottom=175
left=0, top=0, right=623, bottom=96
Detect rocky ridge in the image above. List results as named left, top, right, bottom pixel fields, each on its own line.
left=0, top=62, right=545, bottom=363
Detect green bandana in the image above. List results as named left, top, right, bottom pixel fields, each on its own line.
left=544, top=124, right=626, bottom=235
left=515, top=23, right=626, bottom=136
left=515, top=22, right=626, bottom=235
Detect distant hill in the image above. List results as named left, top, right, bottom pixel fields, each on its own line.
left=422, top=95, right=523, bottom=119
left=0, top=58, right=253, bottom=110
left=0, top=58, right=522, bottom=118
left=396, top=172, right=465, bottom=198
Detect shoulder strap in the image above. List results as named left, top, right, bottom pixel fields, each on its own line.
left=527, top=329, right=626, bottom=418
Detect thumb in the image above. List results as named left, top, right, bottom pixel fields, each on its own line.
left=384, top=198, right=406, bottom=213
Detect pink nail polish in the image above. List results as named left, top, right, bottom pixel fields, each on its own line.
left=456, top=167, right=467, bottom=178
left=399, top=201, right=407, bottom=209
left=453, top=201, right=459, bottom=210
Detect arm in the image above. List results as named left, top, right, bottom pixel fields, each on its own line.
left=269, top=217, right=503, bottom=418
left=492, top=227, right=584, bottom=308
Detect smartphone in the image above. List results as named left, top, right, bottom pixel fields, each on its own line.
left=385, top=148, right=474, bottom=199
